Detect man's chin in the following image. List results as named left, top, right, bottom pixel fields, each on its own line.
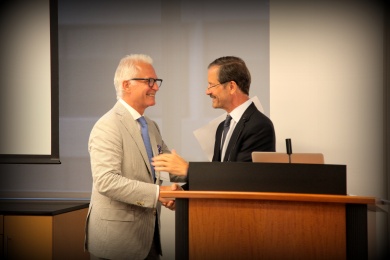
left=147, top=100, right=156, bottom=107
left=211, top=102, right=220, bottom=109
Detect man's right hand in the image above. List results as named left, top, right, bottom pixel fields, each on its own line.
left=158, top=183, right=183, bottom=211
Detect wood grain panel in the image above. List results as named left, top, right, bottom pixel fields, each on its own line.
left=0, top=215, right=3, bottom=258
left=4, top=215, right=52, bottom=260
left=189, top=199, right=346, bottom=260
left=53, top=208, right=89, bottom=260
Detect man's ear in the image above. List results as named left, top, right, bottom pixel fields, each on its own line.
left=122, top=80, right=129, bottom=92
left=229, top=81, right=238, bottom=94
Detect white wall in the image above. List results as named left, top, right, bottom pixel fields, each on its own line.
left=270, top=0, right=387, bottom=257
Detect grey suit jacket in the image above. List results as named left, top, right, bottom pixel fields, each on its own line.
left=85, top=101, right=173, bottom=259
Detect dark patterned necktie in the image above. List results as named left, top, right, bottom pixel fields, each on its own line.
left=221, top=115, right=232, bottom=151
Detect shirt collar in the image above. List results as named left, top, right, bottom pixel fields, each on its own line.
left=228, top=99, right=252, bottom=123
left=119, top=99, right=142, bottom=120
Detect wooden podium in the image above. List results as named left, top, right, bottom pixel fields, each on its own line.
left=160, top=162, right=377, bottom=260
left=161, top=191, right=376, bottom=260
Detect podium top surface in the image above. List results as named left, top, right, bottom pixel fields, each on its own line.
left=160, top=191, right=377, bottom=206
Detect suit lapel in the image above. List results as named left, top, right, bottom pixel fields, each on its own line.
left=114, top=102, right=154, bottom=179
left=144, top=118, right=158, bottom=158
left=223, top=103, right=255, bottom=161
left=144, top=118, right=160, bottom=182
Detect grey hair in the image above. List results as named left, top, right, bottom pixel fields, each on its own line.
left=113, top=54, right=153, bottom=99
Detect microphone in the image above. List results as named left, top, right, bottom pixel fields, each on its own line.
left=286, top=138, right=292, bottom=163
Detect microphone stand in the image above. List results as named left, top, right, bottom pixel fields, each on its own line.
left=286, top=138, right=292, bottom=163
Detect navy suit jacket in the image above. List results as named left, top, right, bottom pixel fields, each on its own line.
left=212, top=102, right=275, bottom=162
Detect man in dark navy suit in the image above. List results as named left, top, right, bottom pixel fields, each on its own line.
left=152, top=56, right=275, bottom=175
left=206, top=56, right=275, bottom=162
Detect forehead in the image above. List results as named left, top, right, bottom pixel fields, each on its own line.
left=135, top=62, right=157, bottom=77
left=208, top=66, right=220, bottom=80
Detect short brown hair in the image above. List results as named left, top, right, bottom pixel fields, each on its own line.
left=208, top=56, right=251, bottom=95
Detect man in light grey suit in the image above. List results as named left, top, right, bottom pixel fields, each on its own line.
left=85, top=54, right=186, bottom=260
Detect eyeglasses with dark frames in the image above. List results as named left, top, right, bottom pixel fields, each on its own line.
left=130, top=78, right=163, bottom=88
left=207, top=82, right=227, bottom=90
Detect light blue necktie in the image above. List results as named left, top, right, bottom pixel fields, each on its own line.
left=137, top=116, right=155, bottom=181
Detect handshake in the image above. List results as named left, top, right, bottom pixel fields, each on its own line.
left=158, top=183, right=183, bottom=211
